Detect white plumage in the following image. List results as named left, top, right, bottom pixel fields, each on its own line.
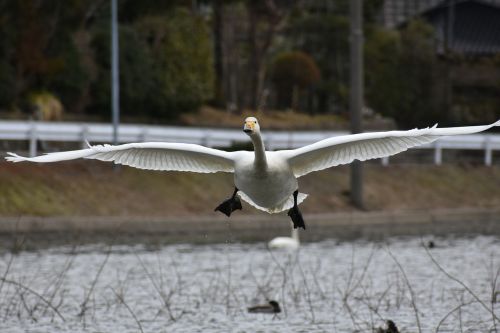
left=268, top=223, right=300, bottom=250
left=6, top=118, right=499, bottom=215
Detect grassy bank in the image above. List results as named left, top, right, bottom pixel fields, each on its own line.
left=0, top=161, right=498, bottom=217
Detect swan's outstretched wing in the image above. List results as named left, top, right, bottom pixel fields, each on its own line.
left=6, top=142, right=235, bottom=173
left=283, top=121, right=499, bottom=177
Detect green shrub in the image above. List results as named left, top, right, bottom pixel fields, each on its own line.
left=88, top=8, right=214, bottom=120
left=365, top=20, right=446, bottom=128
left=0, top=58, right=15, bottom=107
left=45, top=35, right=89, bottom=111
left=28, top=91, right=64, bottom=121
left=271, top=51, right=320, bottom=110
left=135, top=9, right=214, bottom=114
left=89, top=23, right=161, bottom=118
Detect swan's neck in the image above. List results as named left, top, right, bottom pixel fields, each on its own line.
left=251, top=133, right=267, bottom=168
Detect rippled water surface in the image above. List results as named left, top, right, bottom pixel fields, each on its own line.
left=0, top=236, right=499, bottom=332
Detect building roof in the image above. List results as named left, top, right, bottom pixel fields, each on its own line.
left=381, top=0, right=443, bottom=28
left=381, top=0, right=500, bottom=28
left=421, top=0, right=500, bottom=55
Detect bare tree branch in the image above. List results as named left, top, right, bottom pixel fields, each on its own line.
left=0, top=277, right=65, bottom=322
left=386, top=246, right=422, bottom=333
left=422, top=241, right=500, bottom=322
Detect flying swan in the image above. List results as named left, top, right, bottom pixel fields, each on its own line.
left=5, top=117, right=500, bottom=229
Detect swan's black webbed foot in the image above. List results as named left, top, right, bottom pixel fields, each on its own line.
left=215, top=188, right=242, bottom=217
left=215, top=196, right=242, bottom=217
left=287, top=190, right=306, bottom=229
left=288, top=206, right=305, bottom=229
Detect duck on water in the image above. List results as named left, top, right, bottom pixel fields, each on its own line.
left=6, top=117, right=500, bottom=229
left=247, top=300, right=281, bottom=314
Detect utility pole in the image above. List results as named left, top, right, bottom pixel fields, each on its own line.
left=111, top=0, right=120, bottom=146
left=349, top=0, right=364, bottom=209
left=446, top=0, right=455, bottom=52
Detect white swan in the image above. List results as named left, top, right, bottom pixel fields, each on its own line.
left=268, top=222, right=300, bottom=250
left=5, top=117, right=499, bottom=229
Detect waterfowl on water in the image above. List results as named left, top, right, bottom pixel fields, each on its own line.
left=376, top=320, right=400, bottom=333
left=268, top=222, right=300, bottom=250
left=247, top=300, right=281, bottom=314
left=6, top=117, right=499, bottom=229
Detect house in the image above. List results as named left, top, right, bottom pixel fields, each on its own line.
left=382, top=0, right=500, bottom=23
left=420, top=0, right=500, bottom=56
left=382, top=0, right=500, bottom=56
left=382, top=0, right=500, bottom=124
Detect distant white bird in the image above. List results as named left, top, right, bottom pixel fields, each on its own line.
left=6, top=117, right=499, bottom=229
left=268, top=222, right=300, bottom=250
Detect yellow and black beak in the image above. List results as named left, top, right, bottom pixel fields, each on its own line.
left=243, top=121, right=254, bottom=133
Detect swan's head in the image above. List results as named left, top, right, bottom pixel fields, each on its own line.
left=268, top=300, right=281, bottom=313
left=243, top=117, right=260, bottom=136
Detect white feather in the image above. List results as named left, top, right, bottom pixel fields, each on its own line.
left=6, top=142, right=235, bottom=173
left=282, top=121, right=500, bottom=177
left=237, top=190, right=307, bottom=214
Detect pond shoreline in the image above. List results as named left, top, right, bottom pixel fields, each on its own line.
left=1, top=207, right=498, bottom=244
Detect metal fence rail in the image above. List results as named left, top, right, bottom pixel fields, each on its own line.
left=1, top=120, right=499, bottom=165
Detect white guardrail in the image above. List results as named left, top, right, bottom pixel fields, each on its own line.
left=0, top=120, right=499, bottom=165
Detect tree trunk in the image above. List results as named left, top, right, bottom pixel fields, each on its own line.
left=213, top=0, right=225, bottom=107
left=291, top=85, right=299, bottom=111
left=248, top=5, right=260, bottom=111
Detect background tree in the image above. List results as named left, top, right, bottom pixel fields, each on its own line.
left=212, top=0, right=225, bottom=107
left=0, top=0, right=496, bottom=126
left=365, top=19, right=445, bottom=128
left=0, top=0, right=90, bottom=114
left=88, top=23, right=159, bottom=119
left=271, top=51, right=320, bottom=111
left=135, top=9, right=214, bottom=115
left=286, top=0, right=383, bottom=114
left=89, top=8, right=214, bottom=120
left=245, top=0, right=300, bottom=110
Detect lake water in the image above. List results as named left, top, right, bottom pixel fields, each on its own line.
left=0, top=235, right=499, bottom=332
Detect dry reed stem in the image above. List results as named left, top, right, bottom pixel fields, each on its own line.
left=422, top=241, right=500, bottom=323
left=386, top=246, right=422, bottom=333
left=78, top=245, right=112, bottom=318
left=109, top=286, right=144, bottom=333
left=0, top=277, right=65, bottom=322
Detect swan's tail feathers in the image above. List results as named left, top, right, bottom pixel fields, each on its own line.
left=5, top=152, right=28, bottom=163
left=237, top=191, right=308, bottom=214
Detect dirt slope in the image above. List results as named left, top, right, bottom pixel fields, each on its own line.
left=0, top=161, right=499, bottom=217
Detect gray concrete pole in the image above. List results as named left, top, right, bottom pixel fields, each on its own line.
left=111, top=0, right=120, bottom=146
left=350, top=0, right=364, bottom=209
